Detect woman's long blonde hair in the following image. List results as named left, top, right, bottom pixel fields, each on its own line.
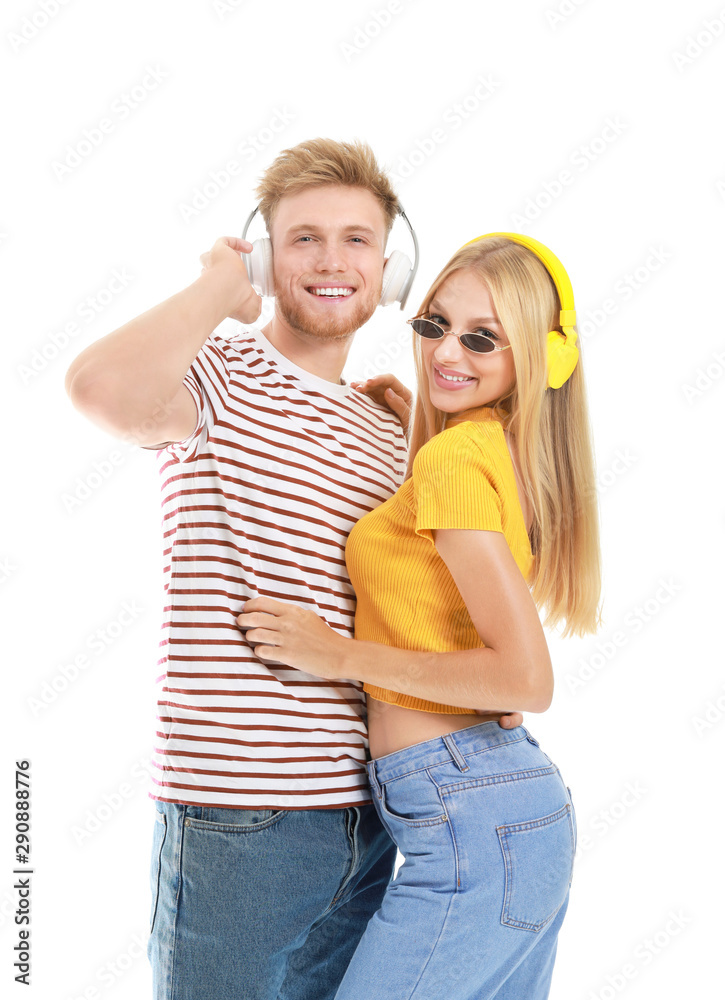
left=408, top=237, right=602, bottom=638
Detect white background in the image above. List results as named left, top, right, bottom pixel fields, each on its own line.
left=2, top=0, right=724, bottom=997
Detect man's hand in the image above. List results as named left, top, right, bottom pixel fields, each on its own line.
left=199, top=236, right=263, bottom=324
left=492, top=711, right=524, bottom=729
left=350, top=374, right=413, bottom=438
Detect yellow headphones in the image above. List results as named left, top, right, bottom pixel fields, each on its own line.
left=460, top=232, right=579, bottom=389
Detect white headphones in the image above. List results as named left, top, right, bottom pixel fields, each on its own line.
left=241, top=203, right=419, bottom=310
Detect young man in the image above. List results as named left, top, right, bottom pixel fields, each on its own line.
left=65, top=138, right=523, bottom=1000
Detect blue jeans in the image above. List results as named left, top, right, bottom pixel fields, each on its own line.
left=333, top=722, right=576, bottom=1000
left=147, top=800, right=397, bottom=999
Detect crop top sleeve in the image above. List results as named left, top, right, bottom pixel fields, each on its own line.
left=413, top=423, right=506, bottom=542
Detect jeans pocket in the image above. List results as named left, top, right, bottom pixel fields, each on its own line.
left=497, top=802, right=575, bottom=932
left=149, top=808, right=167, bottom=934
left=185, top=807, right=288, bottom=832
left=379, top=774, right=448, bottom=828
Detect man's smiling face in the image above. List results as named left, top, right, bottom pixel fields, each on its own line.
left=269, top=184, right=388, bottom=341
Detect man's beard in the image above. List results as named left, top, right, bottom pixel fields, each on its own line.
left=274, top=282, right=381, bottom=342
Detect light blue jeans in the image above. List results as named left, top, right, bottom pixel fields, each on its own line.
left=333, top=722, right=576, bottom=1000
left=147, top=800, right=397, bottom=999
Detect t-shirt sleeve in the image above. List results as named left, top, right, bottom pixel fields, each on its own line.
left=162, top=333, right=233, bottom=463
left=413, top=428, right=504, bottom=543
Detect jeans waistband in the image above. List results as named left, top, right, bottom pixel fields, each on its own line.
left=367, top=721, right=539, bottom=788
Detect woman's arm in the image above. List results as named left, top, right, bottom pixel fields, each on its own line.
left=237, top=527, right=553, bottom=714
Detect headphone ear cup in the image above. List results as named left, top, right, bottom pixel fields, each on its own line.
left=244, top=238, right=274, bottom=296
left=547, top=330, right=579, bottom=389
left=380, top=250, right=413, bottom=307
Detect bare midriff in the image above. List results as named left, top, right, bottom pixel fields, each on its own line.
left=366, top=696, right=502, bottom=760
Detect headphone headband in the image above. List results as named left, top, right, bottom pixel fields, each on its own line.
left=396, top=207, right=420, bottom=309
left=241, top=204, right=261, bottom=240
left=459, top=232, right=579, bottom=389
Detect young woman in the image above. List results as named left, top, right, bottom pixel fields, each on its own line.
left=237, top=233, right=602, bottom=999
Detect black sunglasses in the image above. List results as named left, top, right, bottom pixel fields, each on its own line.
left=407, top=317, right=512, bottom=355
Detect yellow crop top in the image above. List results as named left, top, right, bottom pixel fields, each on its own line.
left=345, top=405, right=534, bottom=715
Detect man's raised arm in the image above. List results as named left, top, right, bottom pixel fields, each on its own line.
left=64, top=237, right=262, bottom=447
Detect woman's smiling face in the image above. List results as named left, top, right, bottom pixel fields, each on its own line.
left=420, top=269, right=516, bottom=413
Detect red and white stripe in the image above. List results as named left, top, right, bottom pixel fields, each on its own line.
left=151, top=329, right=408, bottom=809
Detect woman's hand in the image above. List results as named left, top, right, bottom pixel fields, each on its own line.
left=237, top=598, right=527, bottom=729
left=237, top=596, right=350, bottom=679
left=350, top=374, right=413, bottom=438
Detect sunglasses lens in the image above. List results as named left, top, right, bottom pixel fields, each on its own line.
left=411, top=319, right=444, bottom=339
left=410, top=319, right=498, bottom=354
left=461, top=334, right=496, bottom=354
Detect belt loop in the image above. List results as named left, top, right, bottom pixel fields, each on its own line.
left=443, top=733, right=470, bottom=772
left=367, top=761, right=383, bottom=799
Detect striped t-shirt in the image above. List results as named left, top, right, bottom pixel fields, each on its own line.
left=151, top=326, right=408, bottom=810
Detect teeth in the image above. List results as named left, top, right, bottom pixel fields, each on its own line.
left=438, top=370, right=474, bottom=382
left=310, top=287, right=353, bottom=296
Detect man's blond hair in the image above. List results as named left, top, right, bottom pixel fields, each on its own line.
left=255, top=138, right=399, bottom=239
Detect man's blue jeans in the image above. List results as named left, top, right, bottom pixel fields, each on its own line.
left=147, top=799, right=397, bottom=1000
